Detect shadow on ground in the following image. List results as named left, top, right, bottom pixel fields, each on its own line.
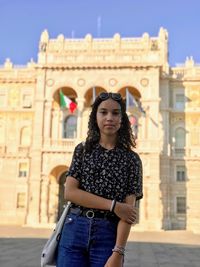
left=0, top=238, right=200, bottom=267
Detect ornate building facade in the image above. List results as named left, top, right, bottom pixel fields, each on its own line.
left=0, top=28, right=199, bottom=232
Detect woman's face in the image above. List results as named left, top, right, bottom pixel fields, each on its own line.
left=96, top=98, right=122, bottom=137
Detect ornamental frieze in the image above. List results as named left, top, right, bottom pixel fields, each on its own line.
left=186, top=114, right=200, bottom=126
left=187, top=88, right=200, bottom=107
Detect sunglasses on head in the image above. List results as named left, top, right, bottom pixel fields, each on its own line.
left=99, top=92, right=122, bottom=101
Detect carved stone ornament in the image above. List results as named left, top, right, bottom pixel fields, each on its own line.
left=40, top=42, right=47, bottom=52
left=151, top=40, right=158, bottom=51
left=140, top=78, right=149, bottom=87
left=109, top=78, right=118, bottom=87
left=46, top=79, right=55, bottom=87
left=171, top=115, right=184, bottom=124
left=77, top=78, right=86, bottom=86
left=189, top=115, right=199, bottom=126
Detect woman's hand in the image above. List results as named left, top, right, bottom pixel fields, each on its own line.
left=114, top=202, right=137, bottom=224
left=104, top=252, right=123, bottom=267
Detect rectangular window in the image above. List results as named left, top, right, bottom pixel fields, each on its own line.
left=176, top=197, right=186, bottom=214
left=176, top=166, right=185, bottom=181
left=175, top=94, right=185, bottom=110
left=17, top=193, right=26, bottom=208
left=18, top=162, right=28, bottom=177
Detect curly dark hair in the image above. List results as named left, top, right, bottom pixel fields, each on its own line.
left=85, top=93, right=136, bottom=152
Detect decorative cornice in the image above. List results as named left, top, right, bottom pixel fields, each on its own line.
left=36, top=64, right=161, bottom=70
left=0, top=78, right=36, bottom=83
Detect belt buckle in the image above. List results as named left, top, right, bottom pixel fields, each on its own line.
left=86, top=210, right=95, bottom=219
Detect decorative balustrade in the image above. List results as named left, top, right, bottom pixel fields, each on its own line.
left=1, top=142, right=199, bottom=157
left=43, top=139, right=76, bottom=152
left=137, top=141, right=200, bottom=158
left=171, top=147, right=200, bottom=158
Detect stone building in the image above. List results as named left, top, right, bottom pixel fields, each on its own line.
left=0, top=28, right=199, bottom=232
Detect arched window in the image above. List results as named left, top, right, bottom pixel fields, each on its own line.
left=175, top=128, right=185, bottom=148
left=63, top=115, right=77, bottom=138
left=20, top=127, right=31, bottom=146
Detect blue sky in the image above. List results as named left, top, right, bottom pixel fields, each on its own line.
left=0, top=0, right=200, bottom=66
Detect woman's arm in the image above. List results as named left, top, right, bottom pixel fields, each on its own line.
left=105, top=195, right=136, bottom=267
left=115, top=195, right=136, bottom=247
left=65, top=176, right=112, bottom=210
left=65, top=176, right=137, bottom=223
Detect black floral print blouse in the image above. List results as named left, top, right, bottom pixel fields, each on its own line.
left=67, top=143, right=143, bottom=202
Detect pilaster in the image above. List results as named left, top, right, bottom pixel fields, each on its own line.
left=76, top=98, right=85, bottom=140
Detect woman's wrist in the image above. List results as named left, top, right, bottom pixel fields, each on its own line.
left=112, top=245, right=125, bottom=256
left=113, top=201, right=120, bottom=214
left=110, top=199, right=117, bottom=212
left=112, top=251, right=124, bottom=258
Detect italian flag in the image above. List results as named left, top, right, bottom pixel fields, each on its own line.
left=59, top=90, right=77, bottom=113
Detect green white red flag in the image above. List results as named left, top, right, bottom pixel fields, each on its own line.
left=59, top=90, right=77, bottom=113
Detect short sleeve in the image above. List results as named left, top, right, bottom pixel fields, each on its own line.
left=127, top=152, right=143, bottom=200
left=66, top=143, right=84, bottom=181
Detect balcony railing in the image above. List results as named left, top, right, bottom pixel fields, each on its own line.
left=43, top=139, right=77, bottom=152
left=171, top=147, right=200, bottom=157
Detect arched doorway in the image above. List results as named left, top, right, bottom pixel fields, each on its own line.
left=58, top=172, right=67, bottom=219
left=48, top=165, right=67, bottom=223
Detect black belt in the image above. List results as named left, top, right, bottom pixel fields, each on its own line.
left=69, top=206, right=119, bottom=222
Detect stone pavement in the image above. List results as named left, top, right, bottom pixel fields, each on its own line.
left=0, top=225, right=200, bottom=267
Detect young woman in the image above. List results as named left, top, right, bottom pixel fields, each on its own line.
left=57, top=92, right=143, bottom=267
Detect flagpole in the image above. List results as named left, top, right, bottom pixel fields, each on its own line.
left=92, top=87, right=96, bottom=103
left=126, top=88, right=129, bottom=112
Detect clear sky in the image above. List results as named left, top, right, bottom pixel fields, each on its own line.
left=0, top=0, right=200, bottom=66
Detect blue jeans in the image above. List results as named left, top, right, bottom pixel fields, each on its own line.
left=57, top=212, right=119, bottom=267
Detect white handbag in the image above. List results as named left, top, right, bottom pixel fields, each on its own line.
left=41, top=201, right=71, bottom=267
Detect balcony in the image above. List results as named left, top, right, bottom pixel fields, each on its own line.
left=43, top=139, right=77, bottom=152
left=171, top=146, right=200, bottom=158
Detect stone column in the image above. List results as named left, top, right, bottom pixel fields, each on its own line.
left=26, top=100, right=44, bottom=225
left=26, top=70, right=46, bottom=225
left=44, top=101, right=52, bottom=139
left=76, top=98, right=85, bottom=140
left=40, top=176, right=49, bottom=223
left=59, top=109, right=64, bottom=138
left=49, top=182, right=59, bottom=223
left=51, top=109, right=59, bottom=139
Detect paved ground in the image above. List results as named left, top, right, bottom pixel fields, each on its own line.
left=0, top=226, right=200, bottom=267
